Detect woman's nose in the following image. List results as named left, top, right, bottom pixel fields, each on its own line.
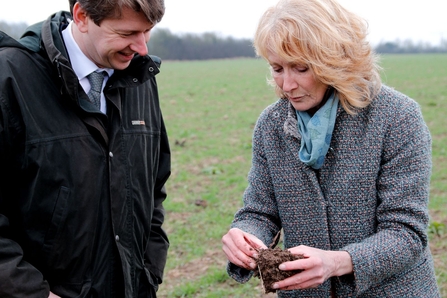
left=282, top=72, right=298, bottom=92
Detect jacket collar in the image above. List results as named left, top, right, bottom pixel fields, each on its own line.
left=283, top=96, right=344, bottom=140
left=284, top=101, right=300, bottom=139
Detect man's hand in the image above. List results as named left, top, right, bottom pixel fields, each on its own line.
left=49, top=292, right=61, bottom=298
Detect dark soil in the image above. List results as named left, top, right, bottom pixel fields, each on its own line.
left=254, top=248, right=304, bottom=294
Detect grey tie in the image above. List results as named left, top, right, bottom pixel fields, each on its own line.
left=86, top=71, right=105, bottom=109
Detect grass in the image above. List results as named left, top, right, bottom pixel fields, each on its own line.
left=156, top=54, right=447, bottom=297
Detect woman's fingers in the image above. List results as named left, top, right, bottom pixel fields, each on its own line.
left=222, top=228, right=266, bottom=269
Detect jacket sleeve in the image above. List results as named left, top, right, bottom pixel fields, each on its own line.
left=0, top=217, right=50, bottom=297
left=343, top=96, right=433, bottom=295
left=227, top=106, right=282, bottom=283
left=0, top=78, right=50, bottom=297
left=144, top=115, right=171, bottom=286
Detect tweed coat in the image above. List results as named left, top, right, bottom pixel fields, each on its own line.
left=228, top=85, right=440, bottom=297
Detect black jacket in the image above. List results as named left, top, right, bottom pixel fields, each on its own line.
left=0, top=11, right=171, bottom=297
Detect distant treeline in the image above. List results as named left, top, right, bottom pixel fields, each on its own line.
left=148, top=28, right=256, bottom=60
left=1, top=21, right=446, bottom=59
left=375, top=39, right=447, bottom=54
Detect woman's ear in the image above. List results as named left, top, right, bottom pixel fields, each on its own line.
left=72, top=2, right=89, bottom=33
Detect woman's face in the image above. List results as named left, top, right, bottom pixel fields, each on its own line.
left=267, top=52, right=328, bottom=113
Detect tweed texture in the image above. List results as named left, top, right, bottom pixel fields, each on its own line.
left=228, top=85, right=440, bottom=297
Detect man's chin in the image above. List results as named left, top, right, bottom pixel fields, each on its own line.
left=111, top=61, right=132, bottom=71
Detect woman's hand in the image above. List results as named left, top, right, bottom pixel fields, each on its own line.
left=272, top=245, right=353, bottom=291
left=222, top=228, right=267, bottom=270
left=49, top=292, right=61, bottom=298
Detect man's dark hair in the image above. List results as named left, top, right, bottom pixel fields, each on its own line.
left=69, top=0, right=165, bottom=26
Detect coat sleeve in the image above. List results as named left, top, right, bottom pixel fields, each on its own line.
left=144, top=115, right=171, bottom=286
left=343, top=96, right=433, bottom=295
left=227, top=106, right=282, bottom=283
left=0, top=75, right=50, bottom=297
left=0, top=217, right=50, bottom=297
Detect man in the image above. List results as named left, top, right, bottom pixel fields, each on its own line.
left=0, top=0, right=171, bottom=297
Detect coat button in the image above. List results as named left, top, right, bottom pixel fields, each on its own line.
left=109, top=152, right=113, bottom=158
left=133, top=78, right=138, bottom=83
left=149, top=67, right=154, bottom=72
left=115, top=235, right=120, bottom=242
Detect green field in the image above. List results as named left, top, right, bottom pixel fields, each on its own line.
left=156, top=54, right=447, bottom=297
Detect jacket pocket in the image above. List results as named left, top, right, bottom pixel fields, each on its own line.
left=138, top=268, right=158, bottom=298
left=41, top=186, right=70, bottom=261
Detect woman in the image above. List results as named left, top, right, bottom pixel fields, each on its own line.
left=221, top=0, right=440, bottom=297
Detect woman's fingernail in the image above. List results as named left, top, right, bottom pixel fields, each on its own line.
left=279, top=264, right=285, bottom=270
left=250, top=262, right=257, bottom=269
left=273, top=283, right=279, bottom=289
left=253, top=253, right=259, bottom=258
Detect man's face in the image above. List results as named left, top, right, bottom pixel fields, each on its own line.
left=80, top=6, right=154, bottom=70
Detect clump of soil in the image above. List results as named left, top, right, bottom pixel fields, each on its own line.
left=254, top=248, right=304, bottom=293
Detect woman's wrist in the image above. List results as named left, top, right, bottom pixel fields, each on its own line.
left=330, top=250, right=353, bottom=277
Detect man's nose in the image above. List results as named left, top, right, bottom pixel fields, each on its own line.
left=130, top=32, right=149, bottom=56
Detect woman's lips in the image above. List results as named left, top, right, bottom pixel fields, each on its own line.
left=287, top=94, right=309, bottom=101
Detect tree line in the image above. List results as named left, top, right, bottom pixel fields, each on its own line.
left=375, top=39, right=447, bottom=54
left=1, top=21, right=446, bottom=59
left=148, top=28, right=256, bottom=60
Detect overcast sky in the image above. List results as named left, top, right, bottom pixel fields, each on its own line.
left=1, top=0, right=446, bottom=45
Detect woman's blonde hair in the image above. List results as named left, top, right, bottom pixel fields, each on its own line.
left=254, top=0, right=382, bottom=114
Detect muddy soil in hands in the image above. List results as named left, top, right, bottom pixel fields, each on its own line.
left=254, top=248, right=304, bottom=294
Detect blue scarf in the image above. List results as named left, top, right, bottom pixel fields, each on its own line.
left=296, top=92, right=339, bottom=169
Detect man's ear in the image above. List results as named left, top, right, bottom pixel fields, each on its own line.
left=72, top=2, right=89, bottom=33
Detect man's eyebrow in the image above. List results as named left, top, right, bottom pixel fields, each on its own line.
left=114, top=27, right=152, bottom=34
